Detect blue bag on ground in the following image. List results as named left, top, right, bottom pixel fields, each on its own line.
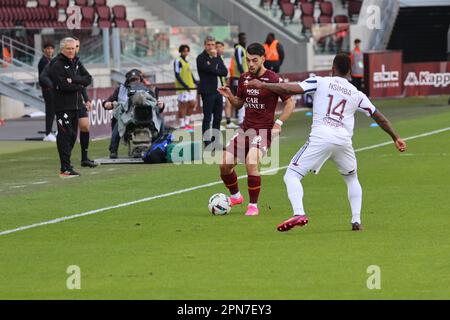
left=142, top=133, right=173, bottom=163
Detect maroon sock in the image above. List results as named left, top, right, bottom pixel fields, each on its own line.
left=248, top=175, right=261, bottom=204
left=221, top=171, right=240, bottom=195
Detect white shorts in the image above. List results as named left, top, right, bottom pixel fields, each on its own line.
left=178, top=91, right=197, bottom=102
left=288, top=140, right=357, bottom=176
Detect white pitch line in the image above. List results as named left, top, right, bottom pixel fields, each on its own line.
left=0, top=126, right=449, bottom=237
left=31, top=181, right=48, bottom=185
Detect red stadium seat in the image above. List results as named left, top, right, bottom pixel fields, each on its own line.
left=301, top=15, right=316, bottom=34
left=280, top=2, right=295, bottom=24
left=38, top=0, right=51, bottom=6
left=81, top=6, right=96, bottom=23
left=96, top=6, right=111, bottom=21
left=115, top=19, right=129, bottom=28
left=334, top=15, right=349, bottom=23
left=348, top=0, right=362, bottom=21
left=75, top=0, right=88, bottom=6
left=131, top=19, right=146, bottom=28
left=56, top=0, right=69, bottom=9
left=300, top=3, right=314, bottom=17
left=98, top=19, right=112, bottom=28
left=94, top=0, right=107, bottom=6
left=318, top=15, right=332, bottom=24
left=319, top=1, right=333, bottom=17
left=112, top=5, right=126, bottom=20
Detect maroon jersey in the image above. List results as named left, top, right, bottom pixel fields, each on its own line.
left=237, top=70, right=291, bottom=130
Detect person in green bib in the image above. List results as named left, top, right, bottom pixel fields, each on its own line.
left=232, top=32, right=248, bottom=126
left=174, top=44, right=198, bottom=130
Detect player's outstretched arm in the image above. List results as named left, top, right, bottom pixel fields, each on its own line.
left=217, top=86, right=244, bottom=109
left=247, top=79, right=304, bottom=95
left=372, top=111, right=407, bottom=152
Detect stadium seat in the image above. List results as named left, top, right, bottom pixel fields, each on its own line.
left=98, top=19, right=112, bottom=28
left=56, top=0, right=69, bottom=9
left=115, top=19, right=129, bottom=28
left=301, top=15, right=316, bottom=35
left=280, top=2, right=295, bottom=24
left=131, top=19, right=146, bottom=28
left=112, top=5, right=127, bottom=21
left=334, top=15, right=349, bottom=23
left=300, top=2, right=314, bottom=17
left=96, top=6, right=111, bottom=21
left=81, top=6, right=96, bottom=24
left=38, top=0, right=51, bottom=6
left=75, top=0, right=88, bottom=6
left=94, top=0, right=107, bottom=6
left=318, top=15, right=332, bottom=24
left=348, top=0, right=362, bottom=21
left=319, top=1, right=333, bottom=17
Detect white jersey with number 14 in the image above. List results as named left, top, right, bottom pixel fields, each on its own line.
left=298, top=76, right=377, bottom=145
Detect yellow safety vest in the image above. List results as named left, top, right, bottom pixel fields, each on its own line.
left=232, top=44, right=248, bottom=78
left=175, top=57, right=195, bottom=94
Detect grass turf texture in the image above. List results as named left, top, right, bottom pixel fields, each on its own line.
left=0, top=95, right=449, bottom=299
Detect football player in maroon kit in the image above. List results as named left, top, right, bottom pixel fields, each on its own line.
left=218, top=43, right=296, bottom=216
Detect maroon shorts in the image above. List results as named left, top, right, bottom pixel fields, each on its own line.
left=225, top=128, right=272, bottom=162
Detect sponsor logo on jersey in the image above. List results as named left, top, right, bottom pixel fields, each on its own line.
left=251, top=135, right=262, bottom=145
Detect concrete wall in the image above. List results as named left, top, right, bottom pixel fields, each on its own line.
left=198, top=0, right=308, bottom=73
left=134, top=0, right=200, bottom=27
left=0, top=95, right=26, bottom=119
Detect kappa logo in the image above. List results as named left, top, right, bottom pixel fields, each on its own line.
left=251, top=135, right=263, bottom=145
left=64, top=65, right=70, bottom=69
left=63, top=113, right=69, bottom=119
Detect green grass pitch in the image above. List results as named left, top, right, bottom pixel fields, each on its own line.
left=0, top=95, right=449, bottom=299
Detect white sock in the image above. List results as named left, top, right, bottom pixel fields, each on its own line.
left=343, top=174, right=362, bottom=224
left=284, top=169, right=306, bottom=216
left=185, top=116, right=191, bottom=126
left=179, top=118, right=185, bottom=128
left=238, top=108, right=245, bottom=124
left=231, top=191, right=241, bottom=199
left=249, top=203, right=257, bottom=208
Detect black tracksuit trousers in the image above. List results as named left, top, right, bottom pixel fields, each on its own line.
left=55, top=110, right=79, bottom=171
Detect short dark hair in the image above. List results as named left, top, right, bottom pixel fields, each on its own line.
left=43, top=42, right=54, bottom=49
left=333, top=53, right=352, bottom=75
left=354, top=39, right=361, bottom=44
left=215, top=41, right=224, bottom=46
left=179, top=44, right=190, bottom=53
left=246, top=43, right=265, bottom=57
left=238, top=32, right=246, bottom=38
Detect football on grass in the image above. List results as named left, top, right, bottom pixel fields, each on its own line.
left=208, top=193, right=231, bottom=215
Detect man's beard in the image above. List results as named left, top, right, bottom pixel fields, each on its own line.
left=250, top=66, right=262, bottom=75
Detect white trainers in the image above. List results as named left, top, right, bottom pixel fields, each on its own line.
left=43, top=133, right=57, bottom=142
left=226, top=122, right=240, bottom=129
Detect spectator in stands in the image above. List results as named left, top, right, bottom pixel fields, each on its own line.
left=196, top=35, right=228, bottom=147
left=350, top=39, right=364, bottom=91
left=73, top=37, right=97, bottom=168
left=38, top=42, right=56, bottom=142
left=263, top=33, right=285, bottom=73
left=174, top=44, right=197, bottom=131
left=49, top=37, right=92, bottom=178
left=216, top=41, right=239, bottom=130
left=231, top=33, right=248, bottom=127
left=103, top=69, right=165, bottom=159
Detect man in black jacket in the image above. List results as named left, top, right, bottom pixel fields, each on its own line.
left=38, top=42, right=56, bottom=142
left=49, top=37, right=92, bottom=178
left=196, top=35, right=228, bottom=147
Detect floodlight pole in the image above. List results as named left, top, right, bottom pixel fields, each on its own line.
left=102, top=28, right=111, bottom=68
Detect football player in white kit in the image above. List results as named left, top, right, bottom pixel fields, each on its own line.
left=247, top=53, right=407, bottom=232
